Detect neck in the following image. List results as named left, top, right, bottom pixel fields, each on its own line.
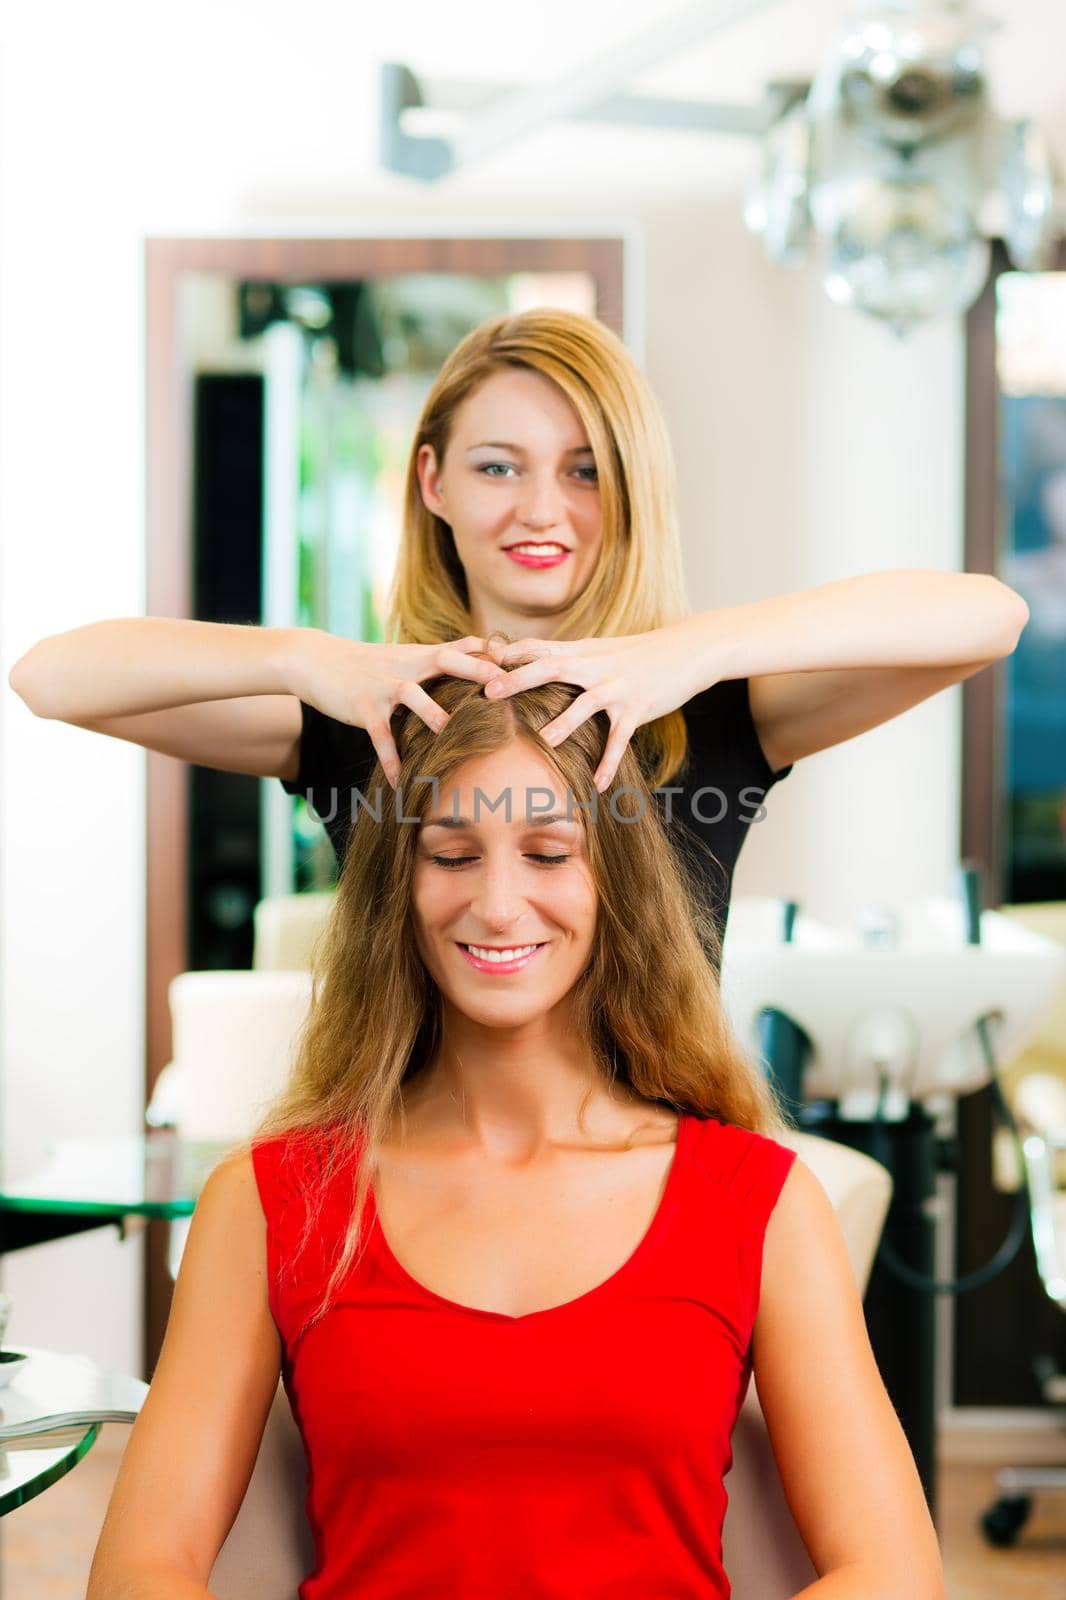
left=468, top=588, right=567, bottom=642
left=398, top=1009, right=649, bottom=1154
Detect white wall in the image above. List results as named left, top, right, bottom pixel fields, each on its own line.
left=0, top=3, right=972, bottom=1375
left=644, top=196, right=966, bottom=921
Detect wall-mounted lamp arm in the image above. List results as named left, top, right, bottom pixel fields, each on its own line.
left=380, top=0, right=784, bottom=181
left=379, top=63, right=455, bottom=181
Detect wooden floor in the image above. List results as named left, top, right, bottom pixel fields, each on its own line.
left=4, top=1426, right=1066, bottom=1597
left=938, top=1460, right=1066, bottom=1599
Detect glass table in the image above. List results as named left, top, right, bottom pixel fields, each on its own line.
left=0, top=1346, right=151, bottom=1518
left=0, top=1421, right=99, bottom=1515
left=0, top=1131, right=227, bottom=1521
left=0, top=1131, right=229, bottom=1252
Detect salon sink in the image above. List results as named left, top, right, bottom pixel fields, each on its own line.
left=720, top=897, right=1066, bottom=1118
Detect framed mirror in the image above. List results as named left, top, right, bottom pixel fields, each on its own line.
left=144, top=234, right=626, bottom=1364
left=962, top=236, right=1066, bottom=904
left=956, top=236, right=1066, bottom=1410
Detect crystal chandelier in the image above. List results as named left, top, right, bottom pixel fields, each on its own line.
left=743, top=0, right=1060, bottom=336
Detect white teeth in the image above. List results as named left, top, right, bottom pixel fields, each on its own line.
left=464, top=943, right=540, bottom=963
left=508, top=543, right=566, bottom=556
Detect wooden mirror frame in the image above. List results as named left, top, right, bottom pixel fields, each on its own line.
left=143, top=234, right=626, bottom=1369
left=955, top=235, right=1066, bottom=1408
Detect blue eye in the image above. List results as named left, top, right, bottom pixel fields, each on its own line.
left=475, top=462, right=597, bottom=482
left=430, top=853, right=570, bottom=869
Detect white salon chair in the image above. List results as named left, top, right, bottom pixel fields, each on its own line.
left=207, top=1130, right=892, bottom=1600
left=149, top=970, right=313, bottom=1141
left=252, top=892, right=335, bottom=972
left=147, top=969, right=313, bottom=1278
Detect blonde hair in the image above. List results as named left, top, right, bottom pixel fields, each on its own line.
left=386, top=307, right=692, bottom=788
left=247, top=664, right=792, bottom=1341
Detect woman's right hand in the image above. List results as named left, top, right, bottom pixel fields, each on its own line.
left=291, top=630, right=502, bottom=787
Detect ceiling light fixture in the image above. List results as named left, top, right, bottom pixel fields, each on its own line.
left=379, top=0, right=1061, bottom=336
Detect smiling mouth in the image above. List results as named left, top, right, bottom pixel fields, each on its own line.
left=502, top=542, right=571, bottom=554
left=455, top=941, right=549, bottom=973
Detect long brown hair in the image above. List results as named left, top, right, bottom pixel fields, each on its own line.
left=386, top=307, right=692, bottom=789
left=248, top=662, right=792, bottom=1339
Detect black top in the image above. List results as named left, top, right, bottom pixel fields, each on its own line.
left=281, top=677, right=793, bottom=967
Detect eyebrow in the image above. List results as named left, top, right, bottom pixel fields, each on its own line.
left=420, top=813, right=579, bottom=831
left=465, top=441, right=594, bottom=456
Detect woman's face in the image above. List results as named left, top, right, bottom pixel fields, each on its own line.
left=411, top=739, right=598, bottom=1032
left=416, top=366, right=604, bottom=633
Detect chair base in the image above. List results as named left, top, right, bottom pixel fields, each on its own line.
left=980, top=1471, right=1066, bottom=1549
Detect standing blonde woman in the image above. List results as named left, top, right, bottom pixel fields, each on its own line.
left=8, top=307, right=1030, bottom=963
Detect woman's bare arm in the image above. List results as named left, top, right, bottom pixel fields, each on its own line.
left=8, top=619, right=305, bottom=780
left=62, top=698, right=304, bottom=783
left=8, top=619, right=501, bottom=783
left=86, top=1151, right=282, bottom=1599
left=8, top=619, right=302, bottom=722
left=752, top=1159, right=946, bottom=1600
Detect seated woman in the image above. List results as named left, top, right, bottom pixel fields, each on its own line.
left=88, top=670, right=945, bottom=1600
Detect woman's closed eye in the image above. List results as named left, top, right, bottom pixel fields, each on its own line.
left=429, top=853, right=570, bottom=869
left=476, top=462, right=597, bottom=483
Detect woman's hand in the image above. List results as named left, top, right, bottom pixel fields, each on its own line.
left=482, top=631, right=698, bottom=791
left=291, top=631, right=500, bottom=788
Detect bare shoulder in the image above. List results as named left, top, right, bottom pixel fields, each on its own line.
left=87, top=1148, right=282, bottom=1591
left=766, top=1152, right=840, bottom=1240
left=202, top=1145, right=261, bottom=1199
left=755, top=1154, right=860, bottom=1334
left=751, top=1153, right=945, bottom=1595
left=168, top=1148, right=273, bottom=1325
left=195, top=1146, right=264, bottom=1223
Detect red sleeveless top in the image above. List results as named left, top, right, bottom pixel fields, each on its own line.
left=251, top=1112, right=798, bottom=1599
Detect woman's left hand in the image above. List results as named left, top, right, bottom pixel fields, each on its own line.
left=482, top=631, right=699, bottom=792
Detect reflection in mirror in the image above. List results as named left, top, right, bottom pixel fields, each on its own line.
left=177, top=269, right=597, bottom=968
left=995, top=272, right=1066, bottom=903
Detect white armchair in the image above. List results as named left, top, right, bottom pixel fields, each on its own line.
left=147, top=970, right=313, bottom=1279
left=252, top=892, right=335, bottom=972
